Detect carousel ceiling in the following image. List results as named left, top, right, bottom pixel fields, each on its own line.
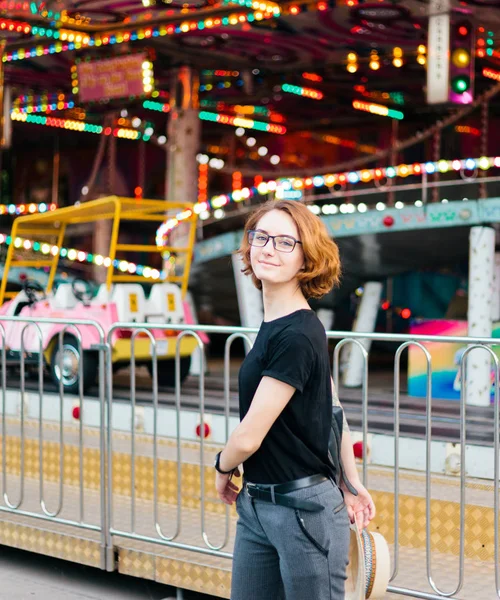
left=4, top=0, right=500, bottom=139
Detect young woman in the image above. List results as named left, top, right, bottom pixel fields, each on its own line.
left=214, top=200, right=376, bottom=599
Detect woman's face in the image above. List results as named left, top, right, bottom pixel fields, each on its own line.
left=250, top=209, right=304, bottom=288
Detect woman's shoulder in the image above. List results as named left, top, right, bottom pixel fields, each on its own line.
left=267, top=310, right=325, bottom=346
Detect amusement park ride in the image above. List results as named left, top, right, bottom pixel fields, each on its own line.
left=0, top=196, right=200, bottom=393
left=1, top=0, right=500, bottom=598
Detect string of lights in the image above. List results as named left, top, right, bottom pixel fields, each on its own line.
left=302, top=72, right=323, bottom=82
left=201, top=100, right=267, bottom=115
left=353, top=85, right=405, bottom=106
left=143, top=99, right=171, bottom=113
left=13, top=99, right=76, bottom=113
left=0, top=203, right=57, bottom=216
left=0, top=233, right=165, bottom=280
left=352, top=100, right=404, bottom=120
left=199, top=101, right=285, bottom=123
left=141, top=102, right=286, bottom=132
left=10, top=110, right=151, bottom=141
left=2, top=5, right=280, bottom=63
left=0, top=1, right=35, bottom=12
left=202, top=69, right=240, bottom=77
left=199, top=110, right=286, bottom=134
left=155, top=155, right=500, bottom=244
left=281, top=84, right=324, bottom=100
left=321, top=134, right=379, bottom=154
left=200, top=79, right=244, bottom=92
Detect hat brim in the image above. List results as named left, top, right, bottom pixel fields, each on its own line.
left=361, top=529, right=391, bottom=599
left=346, top=523, right=366, bottom=600
left=345, top=524, right=391, bottom=600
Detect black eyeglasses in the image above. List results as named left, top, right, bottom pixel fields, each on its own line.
left=247, top=230, right=302, bottom=253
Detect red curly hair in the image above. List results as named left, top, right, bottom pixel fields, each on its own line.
left=237, top=200, right=341, bottom=299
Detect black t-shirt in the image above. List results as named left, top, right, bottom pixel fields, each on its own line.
left=238, top=309, right=332, bottom=484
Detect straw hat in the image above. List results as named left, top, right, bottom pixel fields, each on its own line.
left=346, top=524, right=391, bottom=599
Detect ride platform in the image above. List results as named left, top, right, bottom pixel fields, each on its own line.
left=0, top=407, right=497, bottom=599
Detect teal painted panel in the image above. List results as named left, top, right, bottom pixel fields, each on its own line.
left=479, top=197, right=500, bottom=221
left=193, top=198, right=500, bottom=264
left=323, top=200, right=479, bottom=237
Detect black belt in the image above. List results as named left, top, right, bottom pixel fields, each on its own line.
left=245, top=474, right=327, bottom=513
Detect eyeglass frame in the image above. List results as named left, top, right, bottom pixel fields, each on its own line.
left=247, top=229, right=303, bottom=253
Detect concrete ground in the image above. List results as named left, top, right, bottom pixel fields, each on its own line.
left=0, top=546, right=214, bottom=600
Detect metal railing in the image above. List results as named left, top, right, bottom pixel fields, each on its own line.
left=327, top=329, right=500, bottom=600
left=0, top=315, right=108, bottom=569
left=0, top=315, right=499, bottom=598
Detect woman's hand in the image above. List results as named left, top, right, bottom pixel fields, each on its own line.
left=341, top=480, right=376, bottom=531
left=215, top=468, right=241, bottom=505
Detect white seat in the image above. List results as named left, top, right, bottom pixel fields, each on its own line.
left=92, top=283, right=112, bottom=304
left=52, top=283, right=78, bottom=309
left=145, top=283, right=185, bottom=324
left=111, top=284, right=147, bottom=323
left=4, top=290, right=30, bottom=316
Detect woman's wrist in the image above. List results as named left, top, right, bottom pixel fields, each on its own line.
left=341, top=473, right=361, bottom=490
left=214, top=450, right=234, bottom=475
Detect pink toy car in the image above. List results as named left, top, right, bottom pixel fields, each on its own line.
left=0, top=196, right=205, bottom=393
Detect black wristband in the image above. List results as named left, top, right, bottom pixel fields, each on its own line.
left=214, top=451, right=234, bottom=475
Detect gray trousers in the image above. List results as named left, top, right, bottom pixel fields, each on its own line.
left=231, top=478, right=351, bottom=600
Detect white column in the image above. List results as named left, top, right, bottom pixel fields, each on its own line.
left=231, top=254, right=263, bottom=352
left=317, top=308, right=334, bottom=331
left=491, top=253, right=500, bottom=322
left=342, top=281, right=383, bottom=388
left=466, top=226, right=495, bottom=406
left=184, top=291, right=206, bottom=375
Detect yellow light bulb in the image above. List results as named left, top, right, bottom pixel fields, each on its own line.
left=347, top=63, right=358, bottom=73
left=452, top=48, right=470, bottom=67
left=393, top=58, right=403, bottom=68
left=369, top=61, right=380, bottom=70
left=347, top=52, right=357, bottom=62
left=418, top=45, right=426, bottom=54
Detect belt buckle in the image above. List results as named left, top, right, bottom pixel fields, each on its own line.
left=246, top=482, right=256, bottom=498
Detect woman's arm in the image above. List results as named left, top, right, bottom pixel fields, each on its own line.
left=218, top=375, right=297, bottom=473
left=331, top=377, right=361, bottom=487
left=331, top=377, right=376, bottom=529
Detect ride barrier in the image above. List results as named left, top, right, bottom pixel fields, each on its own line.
left=0, top=315, right=108, bottom=568
left=0, top=314, right=499, bottom=599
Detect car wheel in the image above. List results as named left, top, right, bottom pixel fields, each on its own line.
left=49, top=335, right=97, bottom=395
left=147, top=356, right=191, bottom=387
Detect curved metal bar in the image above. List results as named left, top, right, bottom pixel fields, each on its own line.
left=4, top=323, right=43, bottom=510
left=0, top=323, right=8, bottom=507
left=177, top=330, right=228, bottom=551
left=393, top=341, right=432, bottom=583
left=332, top=338, right=369, bottom=486
left=149, top=327, right=180, bottom=542
left=104, top=333, right=115, bottom=568
left=427, top=344, right=498, bottom=597
left=124, top=328, right=173, bottom=540
left=40, top=327, right=82, bottom=518
left=0, top=315, right=106, bottom=560
left=128, top=328, right=143, bottom=534
left=222, top=333, right=254, bottom=544
left=107, top=319, right=500, bottom=347
left=46, top=326, right=85, bottom=520
left=493, top=351, right=500, bottom=599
